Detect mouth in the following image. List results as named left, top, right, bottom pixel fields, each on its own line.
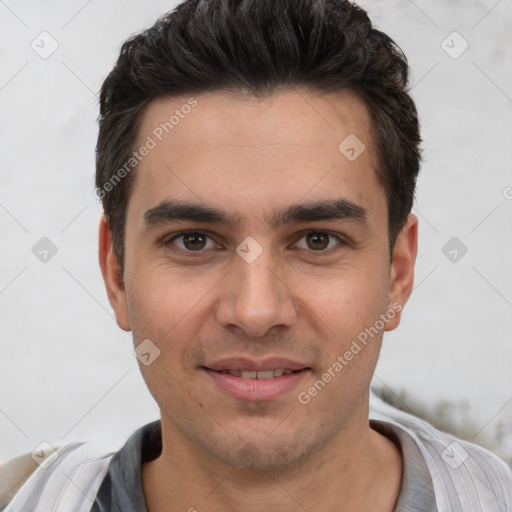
left=202, top=358, right=311, bottom=401
left=213, top=368, right=298, bottom=379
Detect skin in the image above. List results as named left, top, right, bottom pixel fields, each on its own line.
left=99, top=89, right=418, bottom=512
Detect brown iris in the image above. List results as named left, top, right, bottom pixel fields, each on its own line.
left=306, top=232, right=330, bottom=250
left=183, top=233, right=207, bottom=250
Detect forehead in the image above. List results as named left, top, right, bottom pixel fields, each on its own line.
left=136, top=88, right=374, bottom=159
left=128, top=89, right=383, bottom=223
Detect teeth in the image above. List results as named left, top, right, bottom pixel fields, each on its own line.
left=222, top=369, right=296, bottom=379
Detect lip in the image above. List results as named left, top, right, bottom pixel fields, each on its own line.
left=205, top=357, right=308, bottom=372
left=202, top=357, right=311, bottom=401
left=202, top=359, right=311, bottom=402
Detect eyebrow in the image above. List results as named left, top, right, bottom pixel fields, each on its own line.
left=267, top=199, right=367, bottom=229
left=143, top=198, right=367, bottom=230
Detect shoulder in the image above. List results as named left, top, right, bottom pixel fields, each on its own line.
left=0, top=452, right=40, bottom=511
left=0, top=441, right=120, bottom=512
left=369, top=391, right=512, bottom=509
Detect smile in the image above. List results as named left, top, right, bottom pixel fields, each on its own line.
left=203, top=366, right=310, bottom=401
left=216, top=369, right=297, bottom=379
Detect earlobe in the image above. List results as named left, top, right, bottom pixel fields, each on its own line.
left=385, top=214, right=418, bottom=331
left=98, top=216, right=131, bottom=331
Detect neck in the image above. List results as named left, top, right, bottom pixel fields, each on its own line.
left=142, top=405, right=403, bottom=512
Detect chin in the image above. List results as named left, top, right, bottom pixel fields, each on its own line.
left=203, top=429, right=324, bottom=472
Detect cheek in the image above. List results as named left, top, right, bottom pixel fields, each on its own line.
left=125, top=263, right=215, bottom=348
left=294, top=263, right=390, bottom=340
left=126, top=268, right=209, bottom=404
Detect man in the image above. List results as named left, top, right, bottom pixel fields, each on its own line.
left=1, top=0, right=511, bottom=510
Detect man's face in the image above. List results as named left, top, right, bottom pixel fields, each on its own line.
left=102, top=90, right=415, bottom=469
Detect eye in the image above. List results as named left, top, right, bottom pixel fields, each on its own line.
left=169, top=232, right=218, bottom=251
left=294, top=231, right=343, bottom=251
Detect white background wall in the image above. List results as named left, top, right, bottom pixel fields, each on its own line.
left=1, top=0, right=511, bottom=463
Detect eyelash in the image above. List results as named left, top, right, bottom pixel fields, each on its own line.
left=164, top=230, right=347, bottom=256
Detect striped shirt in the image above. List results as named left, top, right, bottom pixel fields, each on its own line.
left=3, top=393, right=511, bottom=511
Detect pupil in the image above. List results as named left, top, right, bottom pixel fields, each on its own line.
left=307, top=232, right=329, bottom=250
left=184, top=233, right=205, bottom=250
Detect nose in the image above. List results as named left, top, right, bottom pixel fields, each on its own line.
left=216, top=250, right=298, bottom=338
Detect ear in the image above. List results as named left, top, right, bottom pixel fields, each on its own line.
left=385, top=213, right=418, bottom=331
left=98, top=216, right=131, bottom=331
